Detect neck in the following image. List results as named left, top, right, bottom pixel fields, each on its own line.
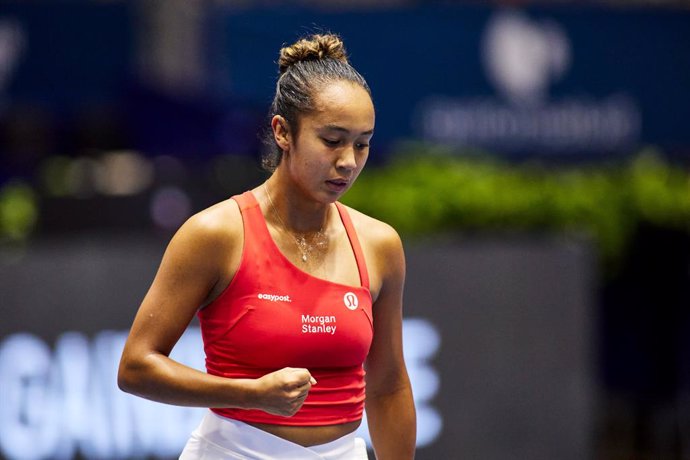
left=262, top=177, right=331, bottom=234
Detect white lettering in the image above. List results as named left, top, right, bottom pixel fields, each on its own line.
left=419, top=95, right=641, bottom=152
left=0, top=334, right=56, bottom=460
left=301, top=324, right=337, bottom=335
left=300, top=314, right=336, bottom=325
left=300, top=315, right=337, bottom=335
left=257, top=293, right=291, bottom=303
left=0, top=319, right=441, bottom=458
left=0, top=330, right=205, bottom=460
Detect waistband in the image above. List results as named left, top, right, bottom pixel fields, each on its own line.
left=181, top=411, right=368, bottom=460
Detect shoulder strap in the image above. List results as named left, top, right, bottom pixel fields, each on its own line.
left=231, top=190, right=258, bottom=211
left=335, top=202, right=370, bottom=289
left=230, top=191, right=271, bottom=256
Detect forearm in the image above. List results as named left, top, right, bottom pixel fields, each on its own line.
left=366, top=385, right=416, bottom=460
left=118, top=352, right=256, bottom=409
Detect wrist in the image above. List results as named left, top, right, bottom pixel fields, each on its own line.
left=232, top=377, right=261, bottom=410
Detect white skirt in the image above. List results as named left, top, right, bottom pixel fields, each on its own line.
left=179, top=411, right=369, bottom=460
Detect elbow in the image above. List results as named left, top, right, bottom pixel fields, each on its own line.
left=117, top=354, right=143, bottom=395
left=117, top=349, right=165, bottom=398
left=117, top=360, right=133, bottom=394
left=117, top=367, right=132, bottom=394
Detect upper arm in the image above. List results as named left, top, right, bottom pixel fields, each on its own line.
left=122, top=203, right=240, bottom=359
left=364, top=223, right=409, bottom=395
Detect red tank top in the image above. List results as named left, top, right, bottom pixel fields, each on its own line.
left=198, top=191, right=374, bottom=426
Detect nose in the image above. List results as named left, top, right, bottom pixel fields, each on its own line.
left=335, top=145, right=357, bottom=172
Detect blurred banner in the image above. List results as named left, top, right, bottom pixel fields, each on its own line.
left=208, top=5, right=690, bottom=156
left=0, top=237, right=593, bottom=459
left=1, top=3, right=689, bottom=159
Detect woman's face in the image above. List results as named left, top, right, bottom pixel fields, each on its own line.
left=279, top=80, right=375, bottom=203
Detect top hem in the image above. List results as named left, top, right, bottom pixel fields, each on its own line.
left=209, top=408, right=364, bottom=427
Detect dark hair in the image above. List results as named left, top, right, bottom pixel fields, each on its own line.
left=261, top=33, right=372, bottom=172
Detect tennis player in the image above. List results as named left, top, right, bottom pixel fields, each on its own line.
left=118, top=33, right=416, bottom=459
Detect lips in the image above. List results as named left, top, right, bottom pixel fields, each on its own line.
left=325, top=178, right=349, bottom=192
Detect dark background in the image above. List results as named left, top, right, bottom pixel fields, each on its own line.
left=1, top=1, right=689, bottom=459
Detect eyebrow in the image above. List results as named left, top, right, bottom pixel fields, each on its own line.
left=322, top=124, right=374, bottom=136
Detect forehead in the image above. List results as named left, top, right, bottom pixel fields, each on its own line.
left=307, top=80, right=375, bottom=130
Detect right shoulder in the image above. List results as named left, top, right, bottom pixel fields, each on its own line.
left=185, top=197, right=243, bottom=238
left=165, top=197, right=244, bottom=264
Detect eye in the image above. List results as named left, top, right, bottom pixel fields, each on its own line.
left=322, top=138, right=340, bottom=146
left=355, top=142, right=370, bottom=150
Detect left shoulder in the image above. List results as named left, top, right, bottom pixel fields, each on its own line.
left=338, top=203, right=404, bottom=300
left=338, top=203, right=403, bottom=257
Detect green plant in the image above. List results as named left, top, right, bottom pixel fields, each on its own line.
left=0, top=181, right=39, bottom=242
left=342, top=145, right=690, bottom=271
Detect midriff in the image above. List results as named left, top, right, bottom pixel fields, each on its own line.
left=248, top=420, right=362, bottom=447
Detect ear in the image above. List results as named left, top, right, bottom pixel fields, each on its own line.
left=271, top=115, right=291, bottom=153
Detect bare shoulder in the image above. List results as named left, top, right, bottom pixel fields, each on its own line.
left=185, top=198, right=242, bottom=237
left=167, top=197, right=243, bottom=260
left=340, top=204, right=402, bottom=251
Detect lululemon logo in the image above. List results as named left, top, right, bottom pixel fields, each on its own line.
left=343, top=292, right=359, bottom=310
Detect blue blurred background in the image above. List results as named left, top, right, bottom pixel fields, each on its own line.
left=0, top=1, right=689, bottom=459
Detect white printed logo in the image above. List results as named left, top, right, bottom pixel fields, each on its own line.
left=301, top=314, right=337, bottom=335
left=257, top=293, right=292, bottom=303
left=482, top=9, right=570, bottom=106
left=343, top=292, right=358, bottom=310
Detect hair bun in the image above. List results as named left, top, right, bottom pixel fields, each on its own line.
left=278, top=34, right=348, bottom=74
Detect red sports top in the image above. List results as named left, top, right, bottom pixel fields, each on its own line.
left=198, top=191, right=374, bottom=426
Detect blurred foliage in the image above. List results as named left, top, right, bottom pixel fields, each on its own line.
left=0, top=181, right=39, bottom=242
left=342, top=144, right=690, bottom=271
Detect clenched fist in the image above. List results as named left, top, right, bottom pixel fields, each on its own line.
left=254, top=367, right=317, bottom=417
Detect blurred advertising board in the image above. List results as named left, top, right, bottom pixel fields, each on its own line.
left=210, top=5, right=690, bottom=157
left=0, top=4, right=688, bottom=159
left=0, top=236, right=593, bottom=459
